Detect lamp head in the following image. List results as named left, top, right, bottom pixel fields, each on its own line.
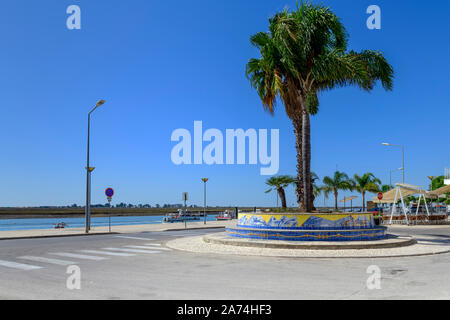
left=382, top=142, right=390, bottom=146
left=96, top=99, right=106, bottom=107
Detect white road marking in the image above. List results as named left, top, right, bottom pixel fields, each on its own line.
left=114, top=236, right=154, bottom=240
left=125, top=245, right=171, bottom=251
left=144, top=243, right=161, bottom=246
left=18, top=256, right=76, bottom=266
left=49, top=253, right=108, bottom=261
left=80, top=250, right=135, bottom=257
left=103, top=247, right=160, bottom=254
left=0, top=259, right=42, bottom=270
left=165, top=232, right=205, bottom=237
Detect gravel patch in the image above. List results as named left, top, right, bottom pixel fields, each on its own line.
left=166, top=233, right=450, bottom=259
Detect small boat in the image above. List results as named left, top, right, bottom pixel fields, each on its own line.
left=162, top=210, right=200, bottom=223
left=216, top=210, right=233, bottom=221
left=54, top=222, right=67, bottom=229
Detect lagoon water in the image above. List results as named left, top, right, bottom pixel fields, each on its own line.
left=0, top=215, right=218, bottom=231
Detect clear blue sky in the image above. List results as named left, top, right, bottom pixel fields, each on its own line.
left=0, top=0, right=448, bottom=207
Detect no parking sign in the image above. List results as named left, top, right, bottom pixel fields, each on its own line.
left=105, top=188, right=114, bottom=197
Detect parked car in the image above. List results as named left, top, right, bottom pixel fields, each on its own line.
left=369, top=207, right=383, bottom=214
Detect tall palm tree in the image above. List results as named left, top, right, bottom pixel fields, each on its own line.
left=246, top=2, right=393, bottom=212
left=265, top=175, right=295, bottom=209
left=322, top=171, right=354, bottom=211
left=353, top=173, right=381, bottom=211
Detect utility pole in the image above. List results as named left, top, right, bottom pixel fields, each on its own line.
left=85, top=99, right=106, bottom=233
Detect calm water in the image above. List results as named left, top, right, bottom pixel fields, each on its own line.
left=0, top=215, right=218, bottom=231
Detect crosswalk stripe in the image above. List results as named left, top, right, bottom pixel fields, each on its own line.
left=80, top=250, right=136, bottom=257
left=125, top=245, right=171, bottom=251
left=103, top=247, right=160, bottom=254
left=0, top=259, right=42, bottom=270
left=166, top=232, right=200, bottom=237
left=49, top=253, right=108, bottom=261
left=114, top=236, right=154, bottom=241
left=18, top=256, right=76, bottom=266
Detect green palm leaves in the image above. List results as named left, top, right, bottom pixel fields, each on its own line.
left=246, top=1, right=393, bottom=212
left=322, top=171, right=354, bottom=210
left=321, top=171, right=382, bottom=211
left=353, top=173, right=381, bottom=211
left=265, top=175, right=295, bottom=209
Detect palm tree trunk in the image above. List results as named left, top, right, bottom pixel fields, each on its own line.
left=302, top=109, right=312, bottom=212
left=292, top=115, right=306, bottom=212
left=277, top=187, right=287, bottom=209
left=310, top=185, right=316, bottom=211
left=362, top=191, right=366, bottom=212
left=334, top=190, right=338, bottom=211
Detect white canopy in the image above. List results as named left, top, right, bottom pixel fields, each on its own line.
left=427, top=184, right=450, bottom=198
left=372, top=183, right=426, bottom=203
left=374, top=183, right=431, bottom=225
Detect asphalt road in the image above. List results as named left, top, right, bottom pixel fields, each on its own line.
left=0, top=227, right=449, bottom=299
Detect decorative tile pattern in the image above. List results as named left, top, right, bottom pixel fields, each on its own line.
left=230, top=213, right=386, bottom=241
left=237, top=213, right=374, bottom=230
left=226, top=226, right=387, bottom=242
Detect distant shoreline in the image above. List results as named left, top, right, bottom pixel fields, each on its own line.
left=0, top=207, right=233, bottom=220
left=0, top=213, right=167, bottom=220
left=0, top=206, right=346, bottom=220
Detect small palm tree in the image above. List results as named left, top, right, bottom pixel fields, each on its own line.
left=381, top=184, right=394, bottom=193
left=322, top=171, right=354, bottom=211
left=265, top=175, right=295, bottom=209
left=353, top=173, right=381, bottom=211
left=312, top=172, right=321, bottom=197
left=311, top=172, right=321, bottom=209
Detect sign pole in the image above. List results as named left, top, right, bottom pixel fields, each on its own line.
left=182, top=192, right=188, bottom=229
left=202, top=178, right=208, bottom=225
left=377, top=192, right=383, bottom=225
left=107, top=197, right=112, bottom=233
left=109, top=202, right=111, bottom=233
left=105, top=188, right=114, bottom=233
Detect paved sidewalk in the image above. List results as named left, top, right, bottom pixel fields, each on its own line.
left=0, top=220, right=234, bottom=240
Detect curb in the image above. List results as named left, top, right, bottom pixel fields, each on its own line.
left=203, top=233, right=416, bottom=250
left=160, top=226, right=226, bottom=232
left=166, top=236, right=450, bottom=259
left=0, top=226, right=227, bottom=241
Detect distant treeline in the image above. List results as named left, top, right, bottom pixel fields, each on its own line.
left=12, top=203, right=226, bottom=209
left=0, top=206, right=245, bottom=217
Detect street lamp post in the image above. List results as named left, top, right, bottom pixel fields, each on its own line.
left=202, top=178, right=208, bottom=224
left=382, top=143, right=405, bottom=184
left=390, top=167, right=404, bottom=186
left=428, top=176, right=435, bottom=191
left=85, top=99, right=106, bottom=233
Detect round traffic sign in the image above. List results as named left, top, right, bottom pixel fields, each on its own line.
left=377, top=192, right=383, bottom=200
left=105, top=188, right=114, bottom=197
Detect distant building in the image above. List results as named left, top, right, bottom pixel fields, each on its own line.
left=445, top=168, right=450, bottom=186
